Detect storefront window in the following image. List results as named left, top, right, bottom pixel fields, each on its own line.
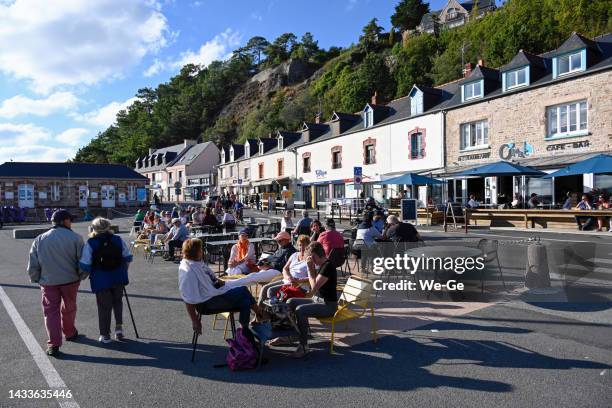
left=525, top=177, right=552, bottom=205
left=595, top=175, right=612, bottom=194
left=333, top=184, right=345, bottom=198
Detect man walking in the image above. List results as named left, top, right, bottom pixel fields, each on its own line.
left=27, top=210, right=86, bottom=356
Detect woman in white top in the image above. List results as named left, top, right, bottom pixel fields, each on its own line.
left=259, top=235, right=310, bottom=305
left=280, top=210, right=294, bottom=232
left=178, top=238, right=261, bottom=334
left=225, top=228, right=256, bottom=276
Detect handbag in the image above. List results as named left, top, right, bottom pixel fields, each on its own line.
left=277, top=284, right=306, bottom=302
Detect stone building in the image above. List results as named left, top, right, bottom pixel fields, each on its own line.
left=418, top=0, right=496, bottom=34
left=442, top=32, right=612, bottom=205
left=0, top=162, right=147, bottom=209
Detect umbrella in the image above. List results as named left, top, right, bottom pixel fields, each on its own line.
left=543, top=154, right=612, bottom=179
left=456, top=161, right=545, bottom=177
left=376, top=172, right=443, bottom=186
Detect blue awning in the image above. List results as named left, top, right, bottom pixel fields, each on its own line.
left=375, top=172, right=443, bottom=186
left=456, top=161, right=545, bottom=177
left=543, top=154, right=612, bottom=178
left=301, top=179, right=344, bottom=186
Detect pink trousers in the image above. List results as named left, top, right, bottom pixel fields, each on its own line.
left=40, top=281, right=80, bottom=347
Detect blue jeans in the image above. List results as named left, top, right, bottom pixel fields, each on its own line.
left=196, top=287, right=255, bottom=328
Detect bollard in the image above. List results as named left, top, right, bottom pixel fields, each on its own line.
left=525, top=240, right=551, bottom=289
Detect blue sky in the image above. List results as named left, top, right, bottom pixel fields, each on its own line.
left=0, top=0, right=454, bottom=163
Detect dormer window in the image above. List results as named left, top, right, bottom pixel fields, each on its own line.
left=504, top=66, right=529, bottom=91
left=220, top=149, right=225, bottom=164
left=556, top=50, right=584, bottom=77
left=447, top=7, right=459, bottom=20
left=410, top=89, right=423, bottom=116
left=245, top=144, right=250, bottom=158
left=462, top=80, right=483, bottom=102
left=363, top=106, right=374, bottom=128
left=229, top=148, right=234, bottom=162
left=259, top=142, right=264, bottom=155
left=278, top=137, right=283, bottom=150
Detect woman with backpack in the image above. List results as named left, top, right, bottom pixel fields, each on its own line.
left=79, top=217, right=133, bottom=343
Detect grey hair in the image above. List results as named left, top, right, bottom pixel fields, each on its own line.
left=386, top=215, right=399, bottom=225
left=90, top=217, right=112, bottom=237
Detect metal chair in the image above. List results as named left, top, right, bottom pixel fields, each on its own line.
left=477, top=239, right=506, bottom=293
left=191, top=308, right=238, bottom=363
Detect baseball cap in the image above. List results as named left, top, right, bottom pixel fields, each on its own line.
left=51, top=209, right=75, bottom=224
left=239, top=227, right=250, bottom=235
left=274, top=231, right=291, bottom=241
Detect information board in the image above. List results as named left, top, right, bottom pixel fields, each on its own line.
left=401, top=199, right=417, bottom=222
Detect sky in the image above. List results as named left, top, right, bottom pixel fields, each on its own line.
left=0, top=0, right=455, bottom=164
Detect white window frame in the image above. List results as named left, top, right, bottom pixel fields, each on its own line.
left=245, top=144, right=250, bottom=158
left=557, top=51, right=583, bottom=77
left=410, top=133, right=424, bottom=159
left=128, top=185, right=136, bottom=201
left=460, top=120, right=489, bottom=150
left=363, top=107, right=374, bottom=128
left=410, top=90, right=423, bottom=116
left=220, top=149, right=225, bottom=164
left=259, top=142, right=264, bottom=155
left=462, top=80, right=483, bottom=101
left=229, top=147, right=234, bottom=162
left=505, top=66, right=528, bottom=90
left=278, top=137, right=283, bottom=151
left=50, top=183, right=61, bottom=202
left=546, top=100, right=588, bottom=139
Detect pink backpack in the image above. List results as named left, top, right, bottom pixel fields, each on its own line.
left=226, top=328, right=258, bottom=371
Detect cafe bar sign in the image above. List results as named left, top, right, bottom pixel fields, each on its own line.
left=546, top=140, right=590, bottom=152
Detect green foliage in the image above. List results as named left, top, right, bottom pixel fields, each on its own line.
left=75, top=0, right=612, bottom=166
left=391, top=0, right=429, bottom=31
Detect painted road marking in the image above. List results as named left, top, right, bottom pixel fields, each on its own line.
left=0, top=285, right=80, bottom=408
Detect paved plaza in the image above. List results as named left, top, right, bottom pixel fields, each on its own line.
left=0, top=211, right=610, bottom=408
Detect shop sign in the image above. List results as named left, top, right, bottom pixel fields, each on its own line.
left=546, top=140, right=590, bottom=152
left=458, top=152, right=490, bottom=161
left=499, top=142, right=534, bottom=160
left=315, top=170, right=327, bottom=179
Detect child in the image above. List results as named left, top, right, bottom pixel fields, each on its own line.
left=80, top=217, right=133, bottom=343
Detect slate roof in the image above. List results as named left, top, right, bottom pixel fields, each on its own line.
left=458, top=65, right=500, bottom=84
left=0, top=162, right=147, bottom=180
left=555, top=32, right=600, bottom=55
left=501, top=50, right=547, bottom=72
left=230, top=144, right=245, bottom=160
left=278, top=131, right=302, bottom=147
left=168, top=141, right=215, bottom=166
left=138, top=142, right=184, bottom=172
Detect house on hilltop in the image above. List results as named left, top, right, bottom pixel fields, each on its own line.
left=418, top=0, right=497, bottom=34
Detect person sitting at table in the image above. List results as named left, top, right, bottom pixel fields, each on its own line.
left=226, top=228, right=257, bottom=275
left=355, top=212, right=382, bottom=246
left=133, top=209, right=145, bottom=230
left=149, top=216, right=169, bottom=245
left=595, top=194, right=610, bottom=232
left=258, top=235, right=310, bottom=307
left=383, top=215, right=420, bottom=243
left=467, top=194, right=480, bottom=209
left=575, top=194, right=595, bottom=231
left=221, top=209, right=236, bottom=229
left=178, top=238, right=261, bottom=344
left=191, top=208, right=203, bottom=226
left=171, top=207, right=179, bottom=219
left=163, top=218, right=189, bottom=262
left=202, top=207, right=218, bottom=227
left=267, top=231, right=297, bottom=271
left=511, top=194, right=523, bottom=209
left=317, top=218, right=344, bottom=257
left=373, top=210, right=385, bottom=233
left=309, top=219, right=322, bottom=242
left=287, top=241, right=337, bottom=358
left=562, top=191, right=573, bottom=210
left=160, top=210, right=172, bottom=225
left=527, top=193, right=540, bottom=209
left=281, top=210, right=294, bottom=232
left=293, top=210, right=312, bottom=236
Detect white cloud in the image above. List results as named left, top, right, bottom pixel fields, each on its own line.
left=143, top=29, right=241, bottom=77
left=0, top=92, right=80, bottom=118
left=72, top=97, right=139, bottom=128
left=0, top=123, right=91, bottom=162
left=0, top=0, right=176, bottom=93
left=250, top=12, right=263, bottom=22
left=55, top=128, right=89, bottom=146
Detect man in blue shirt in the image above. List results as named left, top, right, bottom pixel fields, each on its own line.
left=164, top=218, right=189, bottom=261
left=575, top=194, right=594, bottom=230
left=293, top=210, right=313, bottom=235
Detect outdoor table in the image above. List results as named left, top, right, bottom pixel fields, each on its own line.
left=404, top=245, right=482, bottom=294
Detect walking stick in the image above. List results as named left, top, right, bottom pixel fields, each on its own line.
left=123, top=287, right=140, bottom=338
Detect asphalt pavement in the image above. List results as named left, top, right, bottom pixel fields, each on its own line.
left=0, top=213, right=610, bottom=408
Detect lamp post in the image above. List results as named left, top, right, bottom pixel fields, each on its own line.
left=287, top=147, right=299, bottom=198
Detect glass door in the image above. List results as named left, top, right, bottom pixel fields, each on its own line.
left=18, top=184, right=34, bottom=208
left=101, top=185, right=116, bottom=208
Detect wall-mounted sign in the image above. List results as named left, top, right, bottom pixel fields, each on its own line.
left=118, top=193, right=126, bottom=202
left=458, top=152, right=490, bottom=161
left=315, top=170, right=327, bottom=179
left=137, top=188, right=147, bottom=202
left=499, top=142, right=534, bottom=160
left=546, top=140, right=590, bottom=152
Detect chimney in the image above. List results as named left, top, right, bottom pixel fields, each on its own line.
left=463, top=62, right=473, bottom=77
left=371, top=91, right=378, bottom=105
left=315, top=113, right=321, bottom=124
left=477, top=59, right=484, bottom=67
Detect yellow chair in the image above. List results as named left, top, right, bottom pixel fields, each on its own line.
left=317, top=276, right=377, bottom=353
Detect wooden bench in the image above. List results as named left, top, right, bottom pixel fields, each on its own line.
left=467, top=209, right=612, bottom=230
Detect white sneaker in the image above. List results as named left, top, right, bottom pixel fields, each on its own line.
left=98, top=335, right=112, bottom=344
